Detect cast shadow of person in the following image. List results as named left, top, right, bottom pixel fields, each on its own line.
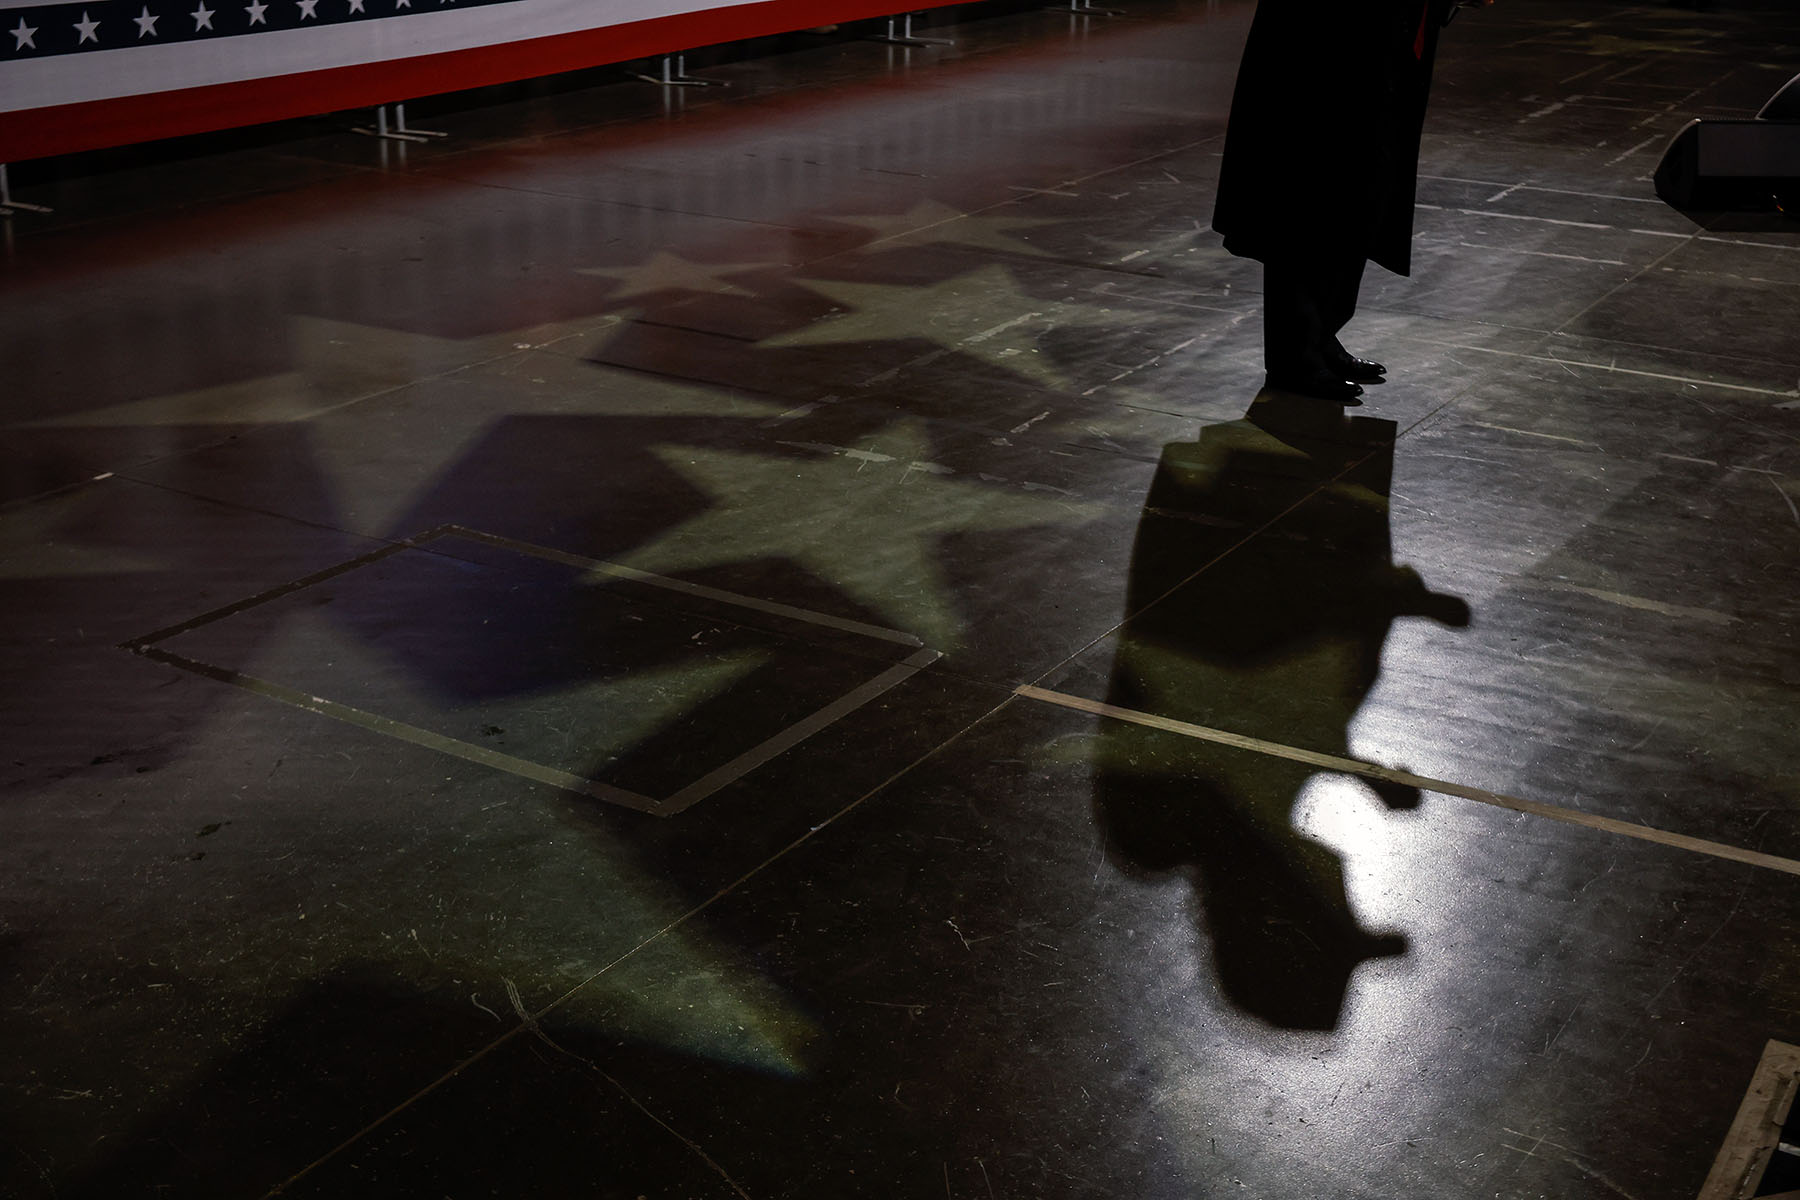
left=1092, top=393, right=1470, bottom=1030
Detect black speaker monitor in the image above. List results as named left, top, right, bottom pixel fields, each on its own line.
left=1655, top=119, right=1800, bottom=210
left=1760, top=72, right=1800, bottom=121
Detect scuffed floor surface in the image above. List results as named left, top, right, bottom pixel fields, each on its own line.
left=4, top=2, right=1800, bottom=1196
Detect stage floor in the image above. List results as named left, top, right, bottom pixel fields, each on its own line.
left=4, top=2, right=1800, bottom=1196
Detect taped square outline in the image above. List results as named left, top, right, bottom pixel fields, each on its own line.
left=1699, top=1040, right=1800, bottom=1200
left=121, top=524, right=942, bottom=816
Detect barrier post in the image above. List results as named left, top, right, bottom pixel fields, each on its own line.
left=871, top=13, right=954, bottom=46
left=0, top=164, right=54, bottom=217
left=353, top=103, right=448, bottom=144
left=635, top=54, right=725, bottom=86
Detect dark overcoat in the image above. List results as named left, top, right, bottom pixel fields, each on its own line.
left=1212, top=0, right=1449, bottom=277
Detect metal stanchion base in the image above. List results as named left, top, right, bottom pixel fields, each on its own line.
left=635, top=54, right=725, bottom=86
left=352, top=103, right=449, bottom=144
left=0, top=165, right=53, bottom=217
left=870, top=13, right=954, bottom=46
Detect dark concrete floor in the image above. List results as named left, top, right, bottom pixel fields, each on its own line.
left=4, top=2, right=1800, bottom=1197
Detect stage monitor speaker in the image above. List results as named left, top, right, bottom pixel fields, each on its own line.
left=1654, top=118, right=1800, bottom=210
left=1759, top=72, right=1800, bottom=121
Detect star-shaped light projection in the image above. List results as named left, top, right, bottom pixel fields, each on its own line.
left=191, top=3, right=214, bottom=29
left=1540, top=32, right=1713, bottom=58
left=23, top=331, right=392, bottom=434
left=20, top=311, right=689, bottom=435
left=245, top=0, right=267, bottom=23
left=73, top=11, right=99, bottom=42
left=0, top=495, right=173, bottom=582
left=762, top=264, right=1138, bottom=391
left=29, top=313, right=788, bottom=536
left=133, top=6, right=159, bottom=36
left=575, top=252, right=781, bottom=303
left=611, top=420, right=1102, bottom=648
left=833, top=199, right=1058, bottom=258
left=347, top=0, right=363, bottom=10
left=9, top=18, right=35, bottom=48
left=297, top=0, right=318, bottom=16
left=564, top=918, right=818, bottom=1077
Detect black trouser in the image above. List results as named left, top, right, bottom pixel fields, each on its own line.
left=1263, top=254, right=1368, bottom=378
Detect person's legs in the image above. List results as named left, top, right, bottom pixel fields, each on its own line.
left=1263, top=255, right=1364, bottom=403
left=1320, top=255, right=1367, bottom=343
left=1320, top=256, right=1385, bottom=381
left=1263, top=258, right=1326, bottom=380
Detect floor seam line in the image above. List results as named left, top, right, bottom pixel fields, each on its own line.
left=262, top=1022, right=532, bottom=1196
left=505, top=985, right=756, bottom=1198
left=1015, top=684, right=1800, bottom=878
left=1549, top=232, right=1693, bottom=343
left=1013, top=436, right=1398, bottom=697
left=263, top=685, right=1022, bottom=1196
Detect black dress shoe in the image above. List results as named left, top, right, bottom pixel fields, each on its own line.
left=1328, top=348, right=1387, bottom=383
left=1266, top=371, right=1364, bottom=405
